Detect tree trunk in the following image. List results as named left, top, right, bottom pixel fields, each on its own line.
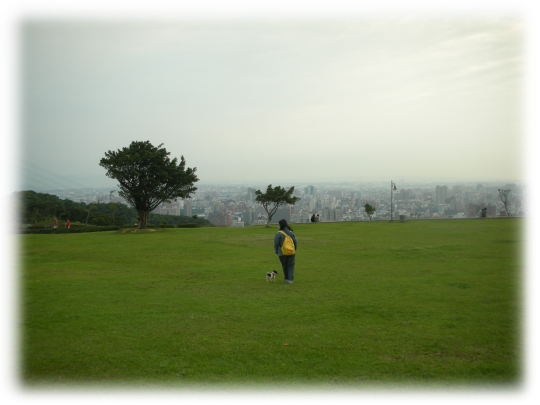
left=138, top=211, right=149, bottom=229
left=265, top=203, right=280, bottom=227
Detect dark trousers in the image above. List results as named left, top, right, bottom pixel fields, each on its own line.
left=279, top=254, right=295, bottom=281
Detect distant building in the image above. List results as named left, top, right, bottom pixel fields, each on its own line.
left=270, top=206, right=292, bottom=224
left=467, top=202, right=489, bottom=218
left=304, top=185, right=316, bottom=196
left=212, top=201, right=225, bottom=212
left=320, top=207, right=343, bottom=222
left=335, top=206, right=343, bottom=221
left=184, top=200, right=192, bottom=217
left=322, top=207, right=332, bottom=222
left=155, top=202, right=181, bottom=216
left=247, top=188, right=256, bottom=202
left=291, top=212, right=311, bottom=223
left=436, top=185, right=448, bottom=204
left=400, top=189, right=414, bottom=200
left=487, top=203, right=497, bottom=218
left=230, top=218, right=244, bottom=227
left=242, top=210, right=255, bottom=226
left=208, top=211, right=232, bottom=226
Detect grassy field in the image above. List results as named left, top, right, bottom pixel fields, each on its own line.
left=19, top=218, right=523, bottom=388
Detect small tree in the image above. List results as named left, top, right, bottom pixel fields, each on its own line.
left=498, top=189, right=512, bottom=217
left=255, top=184, right=300, bottom=228
left=364, top=203, right=376, bottom=220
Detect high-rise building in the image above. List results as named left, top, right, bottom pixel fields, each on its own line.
left=270, top=206, right=292, bottom=224
left=242, top=210, right=255, bottom=226
left=184, top=200, right=192, bottom=217
left=305, top=185, right=316, bottom=196
left=436, top=185, right=448, bottom=204
left=322, top=207, right=332, bottom=222
left=247, top=188, right=256, bottom=202
left=335, top=207, right=343, bottom=221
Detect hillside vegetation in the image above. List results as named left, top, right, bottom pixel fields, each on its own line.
left=20, top=218, right=523, bottom=387
left=15, top=190, right=211, bottom=227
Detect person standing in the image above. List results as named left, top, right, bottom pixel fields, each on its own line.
left=53, top=217, right=58, bottom=228
left=274, top=219, right=298, bottom=284
left=66, top=218, right=71, bottom=229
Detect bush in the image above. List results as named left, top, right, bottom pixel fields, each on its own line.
left=90, top=215, right=111, bottom=226
left=177, top=223, right=200, bottom=228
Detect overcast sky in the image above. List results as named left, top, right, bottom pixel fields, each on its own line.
left=16, top=11, right=526, bottom=190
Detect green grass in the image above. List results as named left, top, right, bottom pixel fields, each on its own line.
left=19, top=219, right=523, bottom=388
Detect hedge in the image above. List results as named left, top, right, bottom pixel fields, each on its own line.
left=22, top=226, right=121, bottom=234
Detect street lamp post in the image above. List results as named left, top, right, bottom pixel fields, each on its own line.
left=390, top=181, right=397, bottom=222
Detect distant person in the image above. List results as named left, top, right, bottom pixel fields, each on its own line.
left=66, top=219, right=71, bottom=229
left=315, top=214, right=320, bottom=222
left=310, top=214, right=316, bottom=223
left=274, top=219, right=298, bottom=284
left=54, top=217, right=58, bottom=228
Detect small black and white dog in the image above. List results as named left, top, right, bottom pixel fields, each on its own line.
left=266, top=270, right=278, bottom=282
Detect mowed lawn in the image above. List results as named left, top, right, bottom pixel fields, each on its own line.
left=19, top=219, right=523, bottom=387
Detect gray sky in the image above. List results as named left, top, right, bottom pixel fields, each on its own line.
left=18, top=13, right=524, bottom=189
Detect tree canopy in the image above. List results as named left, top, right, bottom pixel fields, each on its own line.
left=255, top=184, right=300, bottom=227
left=99, top=141, right=198, bottom=228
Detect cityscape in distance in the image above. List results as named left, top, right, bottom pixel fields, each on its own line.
left=24, top=179, right=526, bottom=227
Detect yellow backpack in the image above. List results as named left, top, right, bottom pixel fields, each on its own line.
left=279, top=231, right=296, bottom=256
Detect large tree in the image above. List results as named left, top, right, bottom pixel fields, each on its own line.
left=255, top=184, right=300, bottom=228
left=99, top=141, right=198, bottom=229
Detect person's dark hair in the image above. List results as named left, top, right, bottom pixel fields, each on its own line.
left=278, top=219, right=293, bottom=232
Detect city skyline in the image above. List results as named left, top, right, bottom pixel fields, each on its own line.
left=15, top=177, right=524, bottom=227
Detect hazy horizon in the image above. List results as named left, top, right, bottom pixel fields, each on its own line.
left=16, top=167, right=524, bottom=194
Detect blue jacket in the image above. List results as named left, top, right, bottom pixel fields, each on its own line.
left=274, top=228, right=298, bottom=256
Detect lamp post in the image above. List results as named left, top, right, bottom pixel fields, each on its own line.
left=390, top=181, right=397, bottom=222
